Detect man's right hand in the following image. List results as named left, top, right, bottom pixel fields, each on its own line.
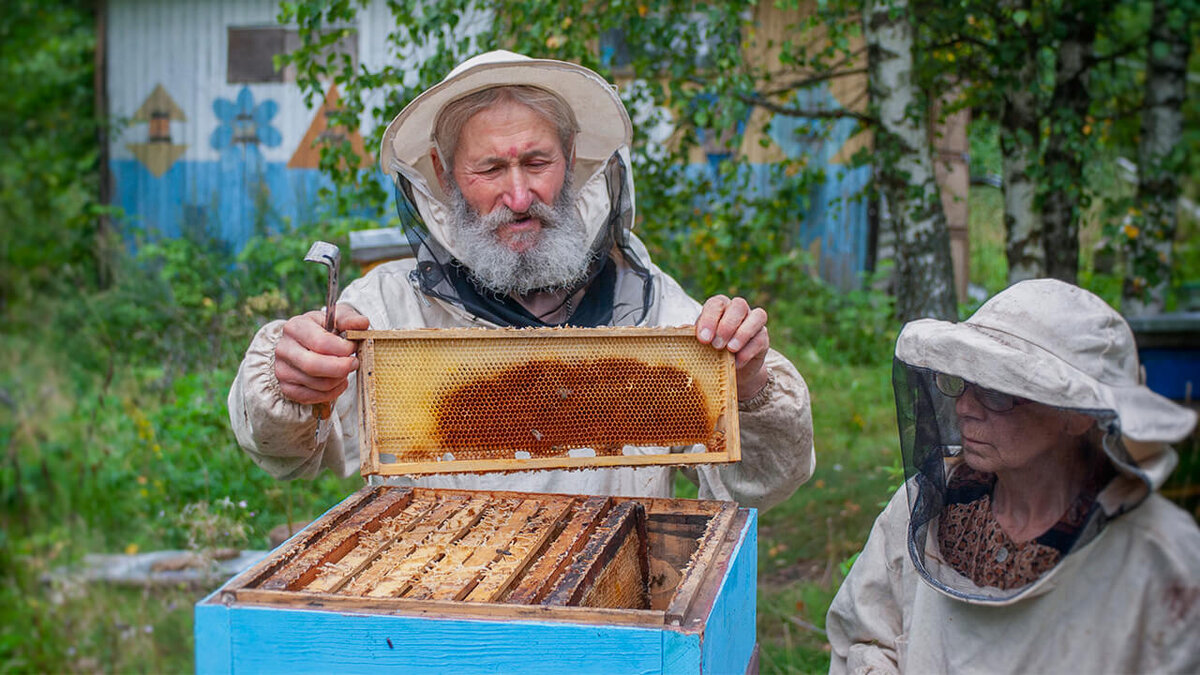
left=274, top=304, right=370, bottom=406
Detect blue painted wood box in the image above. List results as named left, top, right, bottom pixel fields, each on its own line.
left=195, top=487, right=757, bottom=674
left=197, top=328, right=757, bottom=674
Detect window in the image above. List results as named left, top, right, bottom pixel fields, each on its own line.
left=227, top=27, right=358, bottom=84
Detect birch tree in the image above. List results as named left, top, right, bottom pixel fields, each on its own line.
left=863, top=0, right=957, bottom=321
left=1122, top=0, right=1196, bottom=313
left=996, top=0, right=1044, bottom=283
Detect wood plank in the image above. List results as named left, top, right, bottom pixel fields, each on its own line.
left=259, top=488, right=414, bottom=591
left=370, top=449, right=737, bottom=476
left=664, top=502, right=739, bottom=626
left=464, top=497, right=573, bottom=603
left=544, top=501, right=647, bottom=607
left=503, top=496, right=610, bottom=605
left=220, top=485, right=385, bottom=595
left=357, top=339, right=379, bottom=477
left=614, top=496, right=726, bottom=518
left=346, top=326, right=698, bottom=341
left=224, top=588, right=664, bottom=627
left=340, top=494, right=474, bottom=596
left=303, top=495, right=439, bottom=594
left=681, top=509, right=749, bottom=629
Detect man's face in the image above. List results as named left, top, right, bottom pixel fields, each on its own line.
left=449, top=100, right=569, bottom=253
left=442, top=100, right=593, bottom=296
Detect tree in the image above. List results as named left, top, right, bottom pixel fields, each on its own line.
left=1122, top=0, right=1196, bottom=312
left=863, top=0, right=958, bottom=320
left=995, top=0, right=1046, bottom=283
left=1040, top=0, right=1117, bottom=283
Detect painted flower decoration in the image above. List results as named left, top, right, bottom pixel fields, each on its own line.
left=210, top=86, right=282, bottom=152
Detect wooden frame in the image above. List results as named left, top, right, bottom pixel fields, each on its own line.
left=348, top=327, right=740, bottom=476
left=196, top=486, right=757, bottom=674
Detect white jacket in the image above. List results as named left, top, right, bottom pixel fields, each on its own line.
left=227, top=232, right=815, bottom=511
left=826, top=484, right=1200, bottom=673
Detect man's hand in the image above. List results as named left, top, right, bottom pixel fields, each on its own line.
left=274, top=304, right=370, bottom=406
left=695, top=295, right=770, bottom=402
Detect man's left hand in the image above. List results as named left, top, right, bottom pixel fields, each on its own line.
left=696, top=295, right=770, bottom=402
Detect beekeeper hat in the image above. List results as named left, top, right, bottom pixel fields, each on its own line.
left=379, top=50, right=632, bottom=205
left=895, top=278, right=1197, bottom=445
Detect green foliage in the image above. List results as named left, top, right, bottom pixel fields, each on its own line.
left=0, top=0, right=101, bottom=312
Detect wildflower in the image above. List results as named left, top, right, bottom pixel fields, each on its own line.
left=1123, top=223, right=1140, bottom=239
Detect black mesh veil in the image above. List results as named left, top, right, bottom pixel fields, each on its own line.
left=390, top=152, right=653, bottom=328
left=892, top=358, right=1135, bottom=603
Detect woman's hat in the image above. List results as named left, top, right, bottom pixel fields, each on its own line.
left=379, top=50, right=632, bottom=205
left=895, top=278, right=1197, bottom=444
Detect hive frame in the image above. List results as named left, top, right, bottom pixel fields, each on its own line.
left=348, top=327, right=741, bottom=477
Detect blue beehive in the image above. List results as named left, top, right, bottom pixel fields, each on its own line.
left=195, top=328, right=758, bottom=674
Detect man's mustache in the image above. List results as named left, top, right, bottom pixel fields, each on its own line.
left=477, top=200, right=557, bottom=231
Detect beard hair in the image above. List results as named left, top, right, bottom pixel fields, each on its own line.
left=448, top=172, right=596, bottom=296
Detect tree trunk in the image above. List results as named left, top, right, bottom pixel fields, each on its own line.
left=998, top=0, right=1043, bottom=283
left=1123, top=0, right=1194, bottom=313
left=863, top=0, right=957, bottom=322
left=1041, top=1, right=1105, bottom=284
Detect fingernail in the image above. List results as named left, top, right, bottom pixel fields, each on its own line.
left=727, top=338, right=741, bottom=351
left=712, top=337, right=725, bottom=349
left=699, top=328, right=713, bottom=342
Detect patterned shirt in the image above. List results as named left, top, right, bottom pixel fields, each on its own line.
left=936, top=467, right=1101, bottom=590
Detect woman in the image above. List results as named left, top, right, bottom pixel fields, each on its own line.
left=827, top=279, right=1199, bottom=673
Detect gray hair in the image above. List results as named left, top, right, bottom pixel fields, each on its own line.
left=432, top=85, right=579, bottom=172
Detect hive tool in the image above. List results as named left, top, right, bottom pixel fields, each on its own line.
left=304, top=240, right=341, bottom=419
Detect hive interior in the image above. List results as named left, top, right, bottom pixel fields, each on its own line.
left=226, top=486, right=738, bottom=616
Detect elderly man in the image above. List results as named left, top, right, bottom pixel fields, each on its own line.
left=228, top=51, right=814, bottom=510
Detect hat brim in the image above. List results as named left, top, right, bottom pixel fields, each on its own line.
left=379, top=57, right=632, bottom=204
left=896, top=318, right=1197, bottom=443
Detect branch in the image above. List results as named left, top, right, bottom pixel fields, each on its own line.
left=756, top=67, right=870, bottom=96
left=740, top=93, right=876, bottom=123
left=1089, top=42, right=1143, bottom=67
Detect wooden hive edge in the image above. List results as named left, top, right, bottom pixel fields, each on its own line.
left=346, top=326, right=698, bottom=341
left=218, top=486, right=402, bottom=594
left=220, top=588, right=669, bottom=627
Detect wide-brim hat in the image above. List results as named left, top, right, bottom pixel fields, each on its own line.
left=379, top=50, right=633, bottom=205
left=895, top=278, right=1197, bottom=444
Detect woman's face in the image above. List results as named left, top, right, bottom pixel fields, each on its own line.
left=955, top=387, right=1092, bottom=475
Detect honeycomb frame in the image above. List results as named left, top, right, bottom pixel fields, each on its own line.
left=347, top=326, right=740, bottom=476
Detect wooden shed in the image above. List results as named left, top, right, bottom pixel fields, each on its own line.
left=103, top=0, right=401, bottom=247
left=103, top=0, right=967, bottom=294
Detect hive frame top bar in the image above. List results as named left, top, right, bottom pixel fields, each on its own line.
left=345, top=325, right=699, bottom=340
left=346, top=326, right=741, bottom=477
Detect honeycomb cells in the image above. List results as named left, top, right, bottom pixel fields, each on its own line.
left=364, top=330, right=731, bottom=463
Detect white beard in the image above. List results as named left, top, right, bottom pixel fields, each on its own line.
left=448, top=176, right=595, bottom=296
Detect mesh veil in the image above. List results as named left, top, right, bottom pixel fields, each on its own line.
left=892, top=358, right=1135, bottom=603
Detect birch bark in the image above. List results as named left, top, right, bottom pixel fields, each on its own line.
left=863, top=0, right=957, bottom=321
left=1041, top=2, right=1099, bottom=284
left=1123, top=0, right=1194, bottom=313
left=998, top=0, right=1044, bottom=284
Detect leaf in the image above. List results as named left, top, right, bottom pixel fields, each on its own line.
left=1012, top=9, right=1028, bottom=26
